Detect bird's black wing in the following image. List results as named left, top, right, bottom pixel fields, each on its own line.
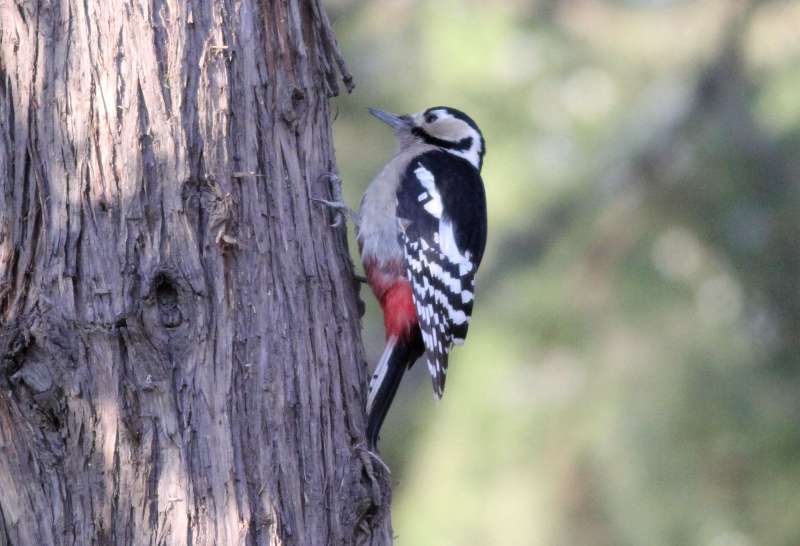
left=396, top=150, right=487, bottom=398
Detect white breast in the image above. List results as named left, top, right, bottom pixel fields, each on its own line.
left=358, top=144, right=436, bottom=265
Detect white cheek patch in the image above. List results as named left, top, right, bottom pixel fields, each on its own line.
left=431, top=118, right=464, bottom=140
left=427, top=117, right=483, bottom=170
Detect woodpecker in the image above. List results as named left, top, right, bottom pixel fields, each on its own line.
left=317, top=106, right=487, bottom=449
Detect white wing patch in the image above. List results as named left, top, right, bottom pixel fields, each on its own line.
left=414, top=166, right=443, bottom=218
left=398, top=157, right=485, bottom=400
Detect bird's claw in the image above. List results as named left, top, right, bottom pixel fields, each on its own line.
left=311, top=197, right=348, bottom=227
left=312, top=172, right=359, bottom=227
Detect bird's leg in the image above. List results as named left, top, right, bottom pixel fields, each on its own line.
left=312, top=173, right=360, bottom=228
left=312, top=174, right=369, bottom=288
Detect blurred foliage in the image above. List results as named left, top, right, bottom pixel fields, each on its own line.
left=327, top=0, right=800, bottom=544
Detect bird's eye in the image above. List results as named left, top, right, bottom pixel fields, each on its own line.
left=424, top=112, right=438, bottom=123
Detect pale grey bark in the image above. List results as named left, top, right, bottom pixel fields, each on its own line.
left=0, top=1, right=392, bottom=544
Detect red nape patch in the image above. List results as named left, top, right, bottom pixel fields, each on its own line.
left=380, top=281, right=418, bottom=340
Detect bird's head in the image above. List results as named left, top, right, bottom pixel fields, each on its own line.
left=369, top=106, right=485, bottom=171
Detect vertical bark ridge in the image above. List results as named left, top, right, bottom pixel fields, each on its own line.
left=1, top=0, right=394, bottom=544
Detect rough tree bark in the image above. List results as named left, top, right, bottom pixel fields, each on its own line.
left=0, top=1, right=394, bottom=544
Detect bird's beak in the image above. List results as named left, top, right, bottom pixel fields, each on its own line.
left=368, top=108, right=412, bottom=130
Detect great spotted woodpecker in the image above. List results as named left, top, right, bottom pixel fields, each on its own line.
left=317, top=106, right=487, bottom=448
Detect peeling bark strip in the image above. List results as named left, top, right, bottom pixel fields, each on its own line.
left=0, top=1, right=390, bottom=545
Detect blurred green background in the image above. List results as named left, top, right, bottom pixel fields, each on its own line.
left=327, top=1, right=800, bottom=544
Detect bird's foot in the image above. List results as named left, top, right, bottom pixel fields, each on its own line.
left=312, top=172, right=360, bottom=228
left=312, top=197, right=359, bottom=227
left=356, top=442, right=391, bottom=503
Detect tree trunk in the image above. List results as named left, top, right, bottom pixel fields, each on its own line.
left=0, top=1, right=393, bottom=544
